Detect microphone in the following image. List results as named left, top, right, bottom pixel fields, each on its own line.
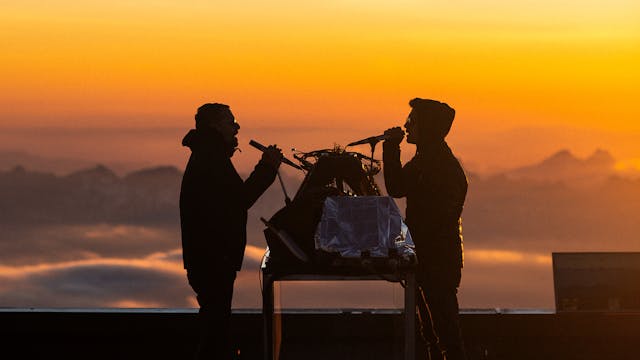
left=249, top=140, right=303, bottom=170
left=346, top=134, right=388, bottom=147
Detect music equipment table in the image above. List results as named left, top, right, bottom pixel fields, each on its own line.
left=262, top=268, right=416, bottom=360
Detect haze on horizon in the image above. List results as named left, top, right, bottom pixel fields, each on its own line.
left=1, top=124, right=639, bottom=178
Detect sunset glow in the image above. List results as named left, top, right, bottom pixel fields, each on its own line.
left=0, top=252, right=184, bottom=279
left=2, top=1, right=639, bottom=133
left=465, top=250, right=552, bottom=266
left=615, top=158, right=640, bottom=172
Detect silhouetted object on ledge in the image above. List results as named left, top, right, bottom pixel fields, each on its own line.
left=179, top=103, right=283, bottom=360
left=553, top=252, right=640, bottom=312
left=382, top=98, right=468, bottom=360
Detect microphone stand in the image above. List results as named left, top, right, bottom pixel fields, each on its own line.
left=276, top=169, right=292, bottom=206
left=367, top=139, right=381, bottom=172
left=345, top=135, right=383, bottom=171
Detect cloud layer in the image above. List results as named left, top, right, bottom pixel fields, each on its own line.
left=2, top=149, right=640, bottom=309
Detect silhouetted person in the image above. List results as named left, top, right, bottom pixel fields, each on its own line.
left=180, top=103, right=282, bottom=359
left=383, top=98, right=468, bottom=360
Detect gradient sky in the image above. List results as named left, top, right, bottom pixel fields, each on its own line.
left=1, top=1, right=639, bottom=170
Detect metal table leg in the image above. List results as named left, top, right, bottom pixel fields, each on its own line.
left=261, top=271, right=416, bottom=360
left=262, top=273, right=274, bottom=360
left=404, top=272, right=416, bottom=360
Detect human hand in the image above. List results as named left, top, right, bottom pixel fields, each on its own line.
left=261, top=145, right=283, bottom=169
left=384, top=127, right=405, bottom=145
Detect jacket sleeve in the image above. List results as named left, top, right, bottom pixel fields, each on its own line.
left=242, top=159, right=278, bottom=209
left=382, top=141, right=407, bottom=198
left=444, top=159, right=468, bottom=221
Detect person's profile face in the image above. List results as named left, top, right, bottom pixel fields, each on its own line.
left=404, top=111, right=419, bottom=144
left=210, top=112, right=240, bottom=148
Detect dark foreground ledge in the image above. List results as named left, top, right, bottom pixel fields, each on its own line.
left=3, top=308, right=640, bottom=360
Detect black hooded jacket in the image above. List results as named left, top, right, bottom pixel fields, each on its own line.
left=179, top=129, right=277, bottom=272
left=383, top=140, right=468, bottom=287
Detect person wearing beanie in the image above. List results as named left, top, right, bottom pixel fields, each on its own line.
left=180, top=103, right=283, bottom=359
left=383, top=98, right=468, bottom=360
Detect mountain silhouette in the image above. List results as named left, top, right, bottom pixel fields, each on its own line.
left=501, top=148, right=617, bottom=186
left=2, top=149, right=640, bottom=253
left=0, top=150, right=149, bottom=176
left=66, top=164, right=120, bottom=187
left=3, top=152, right=640, bottom=309
left=0, top=164, right=182, bottom=225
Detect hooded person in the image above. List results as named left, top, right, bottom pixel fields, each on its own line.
left=179, top=103, right=283, bottom=360
left=382, top=98, right=468, bottom=360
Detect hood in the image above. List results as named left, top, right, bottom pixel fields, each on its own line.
left=182, top=128, right=235, bottom=157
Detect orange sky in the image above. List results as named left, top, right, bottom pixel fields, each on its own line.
left=1, top=1, right=639, bottom=170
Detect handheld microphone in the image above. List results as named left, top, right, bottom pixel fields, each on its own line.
left=249, top=140, right=303, bottom=170
left=346, top=134, right=388, bottom=147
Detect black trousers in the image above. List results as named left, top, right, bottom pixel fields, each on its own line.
left=415, top=279, right=467, bottom=360
left=187, top=268, right=237, bottom=360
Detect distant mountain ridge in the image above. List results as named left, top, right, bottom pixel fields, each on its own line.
left=3, top=147, right=635, bottom=182
left=2, top=148, right=639, bottom=251
left=0, top=164, right=184, bottom=225
left=0, top=150, right=150, bottom=176
left=3, top=148, right=640, bottom=310
left=495, top=148, right=625, bottom=186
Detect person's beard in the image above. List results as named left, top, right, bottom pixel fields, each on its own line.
left=228, top=135, right=239, bottom=156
